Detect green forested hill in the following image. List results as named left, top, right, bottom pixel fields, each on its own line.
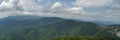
left=0, top=16, right=119, bottom=40
left=47, top=36, right=116, bottom=40
left=0, top=16, right=63, bottom=36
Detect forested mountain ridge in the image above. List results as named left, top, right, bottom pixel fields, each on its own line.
left=0, top=16, right=119, bottom=40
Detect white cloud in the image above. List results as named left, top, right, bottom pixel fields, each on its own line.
left=66, top=7, right=85, bottom=14
left=0, top=0, right=43, bottom=18
left=18, top=0, right=39, bottom=11
left=51, top=2, right=62, bottom=9
left=76, top=0, right=113, bottom=7
left=105, top=5, right=120, bottom=21
left=0, top=0, right=43, bottom=11
left=0, top=0, right=120, bottom=24
left=0, top=0, right=16, bottom=10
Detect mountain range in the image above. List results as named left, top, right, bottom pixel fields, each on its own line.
left=0, top=15, right=119, bottom=40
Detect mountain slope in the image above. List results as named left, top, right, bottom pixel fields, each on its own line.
left=0, top=16, right=119, bottom=40
left=0, top=16, right=63, bottom=37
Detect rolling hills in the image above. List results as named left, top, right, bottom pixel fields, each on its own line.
left=0, top=16, right=119, bottom=40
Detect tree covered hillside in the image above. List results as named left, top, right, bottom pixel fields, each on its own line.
left=0, top=16, right=119, bottom=40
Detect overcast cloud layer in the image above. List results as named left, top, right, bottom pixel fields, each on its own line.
left=0, top=0, right=120, bottom=24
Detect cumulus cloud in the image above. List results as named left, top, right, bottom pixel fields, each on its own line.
left=75, top=0, right=113, bottom=7
left=51, top=2, right=62, bottom=9
left=18, top=0, right=42, bottom=11
left=0, top=0, right=120, bottom=24
left=0, top=0, right=43, bottom=18
left=0, top=0, right=17, bottom=10
left=0, top=0, right=43, bottom=11
left=66, top=7, right=85, bottom=14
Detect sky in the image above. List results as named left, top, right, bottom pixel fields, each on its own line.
left=0, top=0, right=120, bottom=24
